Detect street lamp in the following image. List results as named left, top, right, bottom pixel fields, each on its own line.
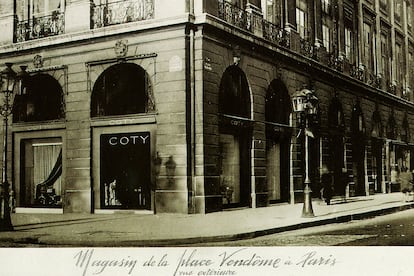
left=0, top=63, right=28, bottom=231
left=292, top=86, right=319, bottom=218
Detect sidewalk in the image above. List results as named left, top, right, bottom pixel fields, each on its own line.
left=1, top=193, right=413, bottom=246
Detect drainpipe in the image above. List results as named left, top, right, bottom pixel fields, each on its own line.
left=186, top=0, right=196, bottom=214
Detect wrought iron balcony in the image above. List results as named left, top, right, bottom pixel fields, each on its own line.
left=14, top=12, right=64, bottom=42
left=92, top=0, right=154, bottom=29
left=218, top=0, right=290, bottom=49
left=263, top=21, right=290, bottom=48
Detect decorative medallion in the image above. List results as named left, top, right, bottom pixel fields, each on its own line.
left=114, top=40, right=128, bottom=58
left=33, top=54, right=43, bottom=68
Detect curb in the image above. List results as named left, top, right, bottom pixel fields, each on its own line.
left=20, top=202, right=413, bottom=247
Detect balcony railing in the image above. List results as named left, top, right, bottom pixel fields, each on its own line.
left=92, top=0, right=154, bottom=29
left=14, top=12, right=65, bottom=42
left=215, top=1, right=410, bottom=99
left=218, top=0, right=290, bottom=49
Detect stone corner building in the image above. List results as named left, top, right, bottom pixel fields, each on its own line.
left=0, top=0, right=413, bottom=214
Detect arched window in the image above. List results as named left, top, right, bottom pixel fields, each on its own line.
left=91, top=63, right=154, bottom=117
left=218, top=65, right=251, bottom=208
left=265, top=79, right=291, bottom=202
left=219, top=65, right=250, bottom=119
left=13, top=74, right=64, bottom=123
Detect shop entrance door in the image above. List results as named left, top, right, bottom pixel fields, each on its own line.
left=100, top=132, right=151, bottom=209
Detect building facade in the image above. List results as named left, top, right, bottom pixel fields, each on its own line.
left=0, top=0, right=413, bottom=214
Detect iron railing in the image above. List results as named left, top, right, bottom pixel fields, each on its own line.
left=14, top=12, right=64, bottom=42
left=92, top=0, right=154, bottom=29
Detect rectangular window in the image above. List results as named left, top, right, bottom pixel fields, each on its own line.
left=16, top=0, right=64, bottom=21
left=381, top=32, right=391, bottom=85
left=20, top=138, right=62, bottom=208
left=345, top=26, right=353, bottom=61
left=408, top=4, right=413, bottom=31
left=363, top=22, right=374, bottom=71
left=296, top=0, right=307, bottom=38
left=322, top=0, right=331, bottom=15
left=395, top=0, right=402, bottom=22
left=296, top=8, right=306, bottom=38
left=322, top=24, right=331, bottom=52
left=396, top=42, right=404, bottom=86
left=379, top=0, right=388, bottom=12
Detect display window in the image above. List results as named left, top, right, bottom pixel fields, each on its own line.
left=100, top=132, right=151, bottom=209
left=20, top=138, right=62, bottom=207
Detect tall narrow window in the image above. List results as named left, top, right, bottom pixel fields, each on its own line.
left=322, top=24, right=331, bottom=52
left=363, top=22, right=374, bottom=72
left=296, top=0, right=307, bottom=38
left=345, top=26, right=353, bottom=61
left=381, top=31, right=391, bottom=86
left=395, top=0, right=402, bottom=23
left=395, top=41, right=405, bottom=90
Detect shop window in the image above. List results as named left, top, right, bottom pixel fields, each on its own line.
left=218, top=65, right=251, bottom=207
left=12, top=74, right=64, bottom=123
left=100, top=132, right=151, bottom=209
left=386, top=112, right=397, bottom=139
left=371, top=110, right=383, bottom=138
left=401, top=115, right=409, bottom=142
left=20, top=138, right=62, bottom=207
left=91, top=63, right=154, bottom=117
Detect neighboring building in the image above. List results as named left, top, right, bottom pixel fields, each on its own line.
left=0, top=0, right=413, bottom=214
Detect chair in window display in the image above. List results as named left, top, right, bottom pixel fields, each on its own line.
left=34, top=150, right=62, bottom=207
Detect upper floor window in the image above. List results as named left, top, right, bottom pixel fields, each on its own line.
left=363, top=22, right=374, bottom=72
left=381, top=31, right=391, bottom=86
left=394, top=0, right=402, bottom=23
left=266, top=0, right=281, bottom=25
left=91, top=0, right=154, bottom=29
left=407, top=3, right=413, bottom=32
left=322, top=24, right=331, bottom=52
left=15, top=0, right=65, bottom=42
left=379, top=0, right=388, bottom=12
left=296, top=0, right=307, bottom=38
left=345, top=25, right=353, bottom=61
left=322, top=0, right=331, bottom=15
left=395, top=41, right=405, bottom=87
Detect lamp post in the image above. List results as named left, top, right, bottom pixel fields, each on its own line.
left=0, top=63, right=28, bottom=231
left=292, top=87, right=319, bottom=218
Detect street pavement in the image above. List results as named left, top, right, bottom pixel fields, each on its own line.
left=1, top=192, right=413, bottom=247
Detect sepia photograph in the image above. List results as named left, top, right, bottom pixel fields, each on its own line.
left=1, top=0, right=414, bottom=275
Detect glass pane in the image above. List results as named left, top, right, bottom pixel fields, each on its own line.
left=219, top=134, right=240, bottom=205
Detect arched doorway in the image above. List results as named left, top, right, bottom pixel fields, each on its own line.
left=218, top=65, right=252, bottom=208
left=327, top=96, right=345, bottom=197
left=13, top=74, right=65, bottom=208
left=351, top=102, right=366, bottom=196
left=91, top=62, right=154, bottom=210
left=265, top=79, right=291, bottom=203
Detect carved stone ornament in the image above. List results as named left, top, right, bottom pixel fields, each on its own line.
left=114, top=40, right=128, bottom=58
left=33, top=54, right=43, bottom=68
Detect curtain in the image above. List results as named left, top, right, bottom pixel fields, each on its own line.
left=33, top=144, right=62, bottom=199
